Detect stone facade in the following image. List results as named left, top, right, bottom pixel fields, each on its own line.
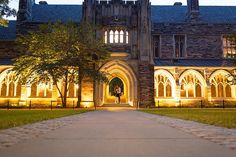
left=0, top=0, right=236, bottom=107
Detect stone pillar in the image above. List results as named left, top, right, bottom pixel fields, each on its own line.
left=138, top=62, right=154, bottom=107
left=19, top=85, right=27, bottom=106
left=175, top=85, right=181, bottom=106
left=81, top=78, right=94, bottom=108
left=207, top=85, right=212, bottom=102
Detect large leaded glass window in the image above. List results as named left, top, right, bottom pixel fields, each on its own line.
left=223, top=35, right=236, bottom=58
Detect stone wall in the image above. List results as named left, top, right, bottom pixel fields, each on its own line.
left=138, top=62, right=154, bottom=107
left=0, top=41, right=18, bottom=59
left=153, top=23, right=236, bottom=59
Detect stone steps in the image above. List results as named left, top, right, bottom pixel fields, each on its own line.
left=102, top=103, right=131, bottom=107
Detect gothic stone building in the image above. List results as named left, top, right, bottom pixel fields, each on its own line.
left=0, top=0, right=236, bottom=108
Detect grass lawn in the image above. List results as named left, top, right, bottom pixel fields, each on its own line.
left=0, top=109, right=92, bottom=130
left=139, top=108, right=236, bottom=129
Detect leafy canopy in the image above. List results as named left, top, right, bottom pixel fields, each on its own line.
left=0, top=0, right=16, bottom=26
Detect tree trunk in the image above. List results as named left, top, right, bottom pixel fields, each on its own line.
left=77, top=68, right=82, bottom=108
left=63, top=72, right=69, bottom=108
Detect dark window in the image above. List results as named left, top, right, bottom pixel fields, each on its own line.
left=174, top=35, right=185, bottom=58
left=153, top=35, right=160, bottom=58
left=223, top=35, right=236, bottom=58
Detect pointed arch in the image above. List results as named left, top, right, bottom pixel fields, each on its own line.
left=98, top=60, right=138, bottom=106
left=154, top=69, right=176, bottom=98
left=209, top=70, right=233, bottom=98
left=179, top=70, right=207, bottom=98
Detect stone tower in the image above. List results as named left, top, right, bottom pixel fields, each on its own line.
left=83, top=0, right=154, bottom=107
left=17, top=0, right=35, bottom=22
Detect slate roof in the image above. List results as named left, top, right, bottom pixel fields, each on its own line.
left=31, top=4, right=83, bottom=22
left=154, top=59, right=236, bottom=67
left=152, top=6, right=236, bottom=23
left=0, top=59, right=13, bottom=65
left=0, top=21, right=16, bottom=40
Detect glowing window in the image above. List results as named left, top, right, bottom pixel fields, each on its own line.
left=115, top=30, right=119, bottom=43
left=210, top=73, right=232, bottom=98
left=120, top=30, right=124, bottom=43
left=109, top=30, right=114, bottom=43
left=126, top=31, right=129, bottom=44
left=180, top=74, right=202, bottom=98
left=104, top=31, right=108, bottom=44
left=155, top=75, right=172, bottom=98
left=223, top=35, right=236, bottom=58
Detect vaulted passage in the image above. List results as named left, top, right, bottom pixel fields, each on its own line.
left=96, top=60, right=138, bottom=107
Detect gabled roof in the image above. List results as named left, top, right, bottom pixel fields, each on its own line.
left=154, top=59, right=236, bottom=67
left=152, top=6, right=236, bottom=23
left=0, top=21, right=16, bottom=40
left=31, top=4, right=83, bottom=23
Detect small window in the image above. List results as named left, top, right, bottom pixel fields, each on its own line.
left=104, top=31, right=108, bottom=44
left=120, top=31, right=124, bottom=43
left=109, top=30, right=114, bottom=44
left=114, top=30, right=119, bottom=43
left=126, top=31, right=129, bottom=44
left=153, top=35, right=160, bottom=58
left=223, top=35, right=236, bottom=58
left=174, top=35, right=185, bottom=58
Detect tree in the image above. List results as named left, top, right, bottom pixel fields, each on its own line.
left=13, top=22, right=109, bottom=108
left=0, top=0, right=16, bottom=26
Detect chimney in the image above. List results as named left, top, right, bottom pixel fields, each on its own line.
left=174, top=2, right=182, bottom=6
left=187, top=0, right=200, bottom=21
left=39, top=1, right=48, bottom=5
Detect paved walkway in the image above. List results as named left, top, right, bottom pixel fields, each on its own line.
left=0, top=108, right=235, bottom=157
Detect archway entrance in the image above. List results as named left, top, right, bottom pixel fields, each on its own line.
left=108, top=77, right=126, bottom=103
left=96, top=60, right=138, bottom=107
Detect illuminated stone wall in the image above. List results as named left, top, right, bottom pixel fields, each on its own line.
left=154, top=67, right=236, bottom=107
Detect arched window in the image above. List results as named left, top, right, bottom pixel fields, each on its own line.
left=155, top=75, right=172, bottom=98
left=0, top=71, right=21, bottom=98
left=158, top=82, right=164, bottom=97
left=211, top=84, right=216, bottom=97
left=166, top=84, right=172, bottom=97
left=180, top=73, right=203, bottom=98
left=226, top=84, right=231, bottom=97
left=210, top=72, right=232, bottom=98
left=120, top=30, right=124, bottom=43
left=109, top=30, right=114, bottom=43
left=30, top=81, right=52, bottom=98
left=126, top=31, right=129, bottom=44
left=1, top=83, right=7, bottom=97
left=114, top=30, right=119, bottom=43
left=104, top=31, right=108, bottom=44
left=218, top=83, right=224, bottom=97
left=196, top=84, right=202, bottom=97
left=105, top=30, right=129, bottom=44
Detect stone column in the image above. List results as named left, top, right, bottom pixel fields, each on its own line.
left=19, top=85, right=27, bottom=106
left=81, top=78, right=94, bottom=108
left=138, top=62, right=154, bottom=107
left=175, top=85, right=181, bottom=106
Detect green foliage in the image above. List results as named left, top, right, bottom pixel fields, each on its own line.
left=140, top=109, right=236, bottom=128
left=0, top=109, right=91, bottom=130
left=0, top=0, right=16, bottom=26
left=13, top=22, right=110, bottom=107
left=109, top=77, right=124, bottom=96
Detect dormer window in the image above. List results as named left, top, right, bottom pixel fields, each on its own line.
left=104, top=30, right=129, bottom=44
